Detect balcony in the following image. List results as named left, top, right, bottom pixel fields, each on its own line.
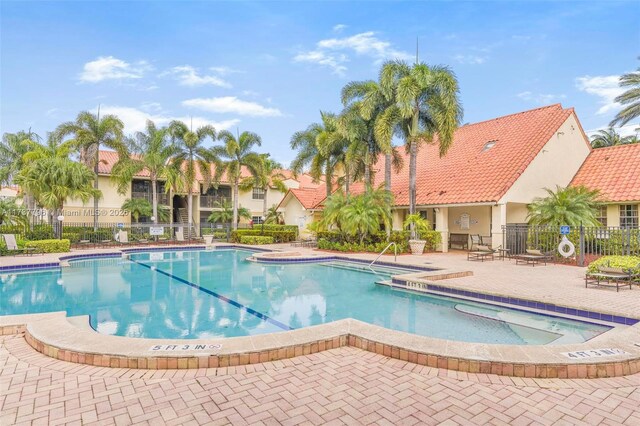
left=200, top=195, right=231, bottom=208
left=132, top=191, right=169, bottom=205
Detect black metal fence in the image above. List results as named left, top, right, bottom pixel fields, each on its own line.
left=503, top=224, right=640, bottom=266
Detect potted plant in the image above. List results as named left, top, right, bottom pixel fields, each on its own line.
left=403, top=214, right=432, bottom=255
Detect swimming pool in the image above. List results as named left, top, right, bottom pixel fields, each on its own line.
left=0, top=249, right=611, bottom=344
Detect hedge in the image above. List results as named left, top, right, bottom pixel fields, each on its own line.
left=230, top=229, right=297, bottom=243
left=587, top=255, right=640, bottom=275
left=240, top=235, right=274, bottom=245
left=25, top=239, right=71, bottom=253
left=317, top=239, right=409, bottom=253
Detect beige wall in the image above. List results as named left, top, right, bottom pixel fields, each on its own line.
left=236, top=188, right=287, bottom=218
left=64, top=176, right=132, bottom=223
left=282, top=195, right=315, bottom=237
left=506, top=203, right=529, bottom=224
left=501, top=114, right=591, bottom=204
left=448, top=206, right=492, bottom=247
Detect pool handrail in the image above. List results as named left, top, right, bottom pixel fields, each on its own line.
left=369, top=242, right=397, bottom=272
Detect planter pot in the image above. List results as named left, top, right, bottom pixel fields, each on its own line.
left=408, top=239, right=426, bottom=255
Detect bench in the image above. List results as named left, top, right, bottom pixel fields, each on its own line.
left=449, top=233, right=469, bottom=250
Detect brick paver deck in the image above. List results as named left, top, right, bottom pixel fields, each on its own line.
left=2, top=334, right=639, bottom=425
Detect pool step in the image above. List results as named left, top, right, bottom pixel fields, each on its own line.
left=67, top=315, right=94, bottom=331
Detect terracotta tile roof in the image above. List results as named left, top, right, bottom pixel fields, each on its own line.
left=280, top=186, right=330, bottom=210
left=97, top=151, right=149, bottom=177
left=570, top=143, right=640, bottom=202
left=359, top=104, right=576, bottom=206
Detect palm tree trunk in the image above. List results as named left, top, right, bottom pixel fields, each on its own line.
left=409, top=140, right=417, bottom=216
left=93, top=146, right=99, bottom=231
left=151, top=177, right=158, bottom=224
left=364, top=151, right=371, bottom=188
left=325, top=162, right=332, bottom=198
left=385, top=153, right=391, bottom=192
left=233, top=179, right=239, bottom=230
left=263, top=186, right=268, bottom=218
left=345, top=167, right=350, bottom=197
left=187, top=189, right=193, bottom=239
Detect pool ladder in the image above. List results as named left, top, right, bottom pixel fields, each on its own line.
left=369, top=242, right=397, bottom=273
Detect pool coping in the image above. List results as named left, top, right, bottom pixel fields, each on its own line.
left=2, top=244, right=640, bottom=377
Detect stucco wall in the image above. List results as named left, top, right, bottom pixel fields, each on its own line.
left=506, top=203, right=529, bottom=224
left=236, top=188, right=287, bottom=218
left=282, top=196, right=315, bottom=237
left=64, top=176, right=131, bottom=223
left=501, top=114, right=591, bottom=204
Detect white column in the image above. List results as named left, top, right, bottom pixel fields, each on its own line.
left=491, top=203, right=507, bottom=249
left=435, top=207, right=449, bottom=252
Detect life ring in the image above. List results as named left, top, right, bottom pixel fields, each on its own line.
left=558, top=236, right=575, bottom=258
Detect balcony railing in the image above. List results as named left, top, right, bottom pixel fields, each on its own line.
left=132, top=191, right=169, bottom=205
left=200, top=195, right=231, bottom=208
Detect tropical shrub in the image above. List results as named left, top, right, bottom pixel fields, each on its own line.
left=24, top=225, right=55, bottom=241
left=230, top=229, right=297, bottom=243
left=527, top=186, right=601, bottom=227
left=317, top=230, right=412, bottom=253
left=61, top=232, right=80, bottom=243
left=25, top=239, right=71, bottom=253
left=239, top=235, right=274, bottom=245
left=587, top=255, right=640, bottom=275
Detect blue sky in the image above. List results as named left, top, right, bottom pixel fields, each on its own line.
left=1, top=1, right=638, bottom=166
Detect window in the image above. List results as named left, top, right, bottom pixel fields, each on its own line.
left=252, top=187, right=265, bottom=200
left=596, top=206, right=608, bottom=227
left=252, top=216, right=264, bottom=224
left=620, top=205, right=638, bottom=229
left=481, top=140, right=497, bottom=152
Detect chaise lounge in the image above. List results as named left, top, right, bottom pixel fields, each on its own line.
left=514, top=249, right=552, bottom=266
left=585, top=264, right=639, bottom=292
left=467, top=244, right=495, bottom=262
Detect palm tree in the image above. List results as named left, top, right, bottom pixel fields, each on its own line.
left=15, top=138, right=100, bottom=237
left=211, top=130, right=262, bottom=230
left=56, top=109, right=125, bottom=229
left=377, top=60, right=463, bottom=226
left=290, top=112, right=345, bottom=198
left=590, top=127, right=639, bottom=148
left=207, top=200, right=251, bottom=224
left=111, top=120, right=179, bottom=224
left=0, top=130, right=41, bottom=209
left=239, top=154, right=287, bottom=218
left=527, top=186, right=601, bottom=227
left=341, top=189, right=393, bottom=244
left=0, top=198, right=27, bottom=226
left=610, top=60, right=640, bottom=127
left=121, top=198, right=153, bottom=222
left=341, top=79, right=403, bottom=190
left=167, top=120, right=217, bottom=236
left=264, top=204, right=284, bottom=225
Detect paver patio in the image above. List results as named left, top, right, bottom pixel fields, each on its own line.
left=1, top=333, right=639, bottom=425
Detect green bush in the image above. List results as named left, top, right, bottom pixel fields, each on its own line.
left=61, top=232, right=80, bottom=243
left=25, top=239, right=71, bottom=253
left=315, top=230, right=414, bottom=253
left=317, top=239, right=409, bottom=253
left=587, top=255, right=640, bottom=274
left=239, top=235, right=274, bottom=245
left=0, top=235, right=27, bottom=255
left=24, top=225, right=55, bottom=240
left=230, top=229, right=297, bottom=243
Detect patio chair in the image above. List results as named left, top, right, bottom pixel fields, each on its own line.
left=469, top=234, right=482, bottom=251
left=117, top=231, right=130, bottom=245
left=585, top=263, right=639, bottom=292
left=175, top=229, right=185, bottom=244
left=514, top=249, right=551, bottom=266
left=2, top=234, right=39, bottom=256
left=467, top=244, right=495, bottom=262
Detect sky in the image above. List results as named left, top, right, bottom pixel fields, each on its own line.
left=1, top=0, right=639, bottom=166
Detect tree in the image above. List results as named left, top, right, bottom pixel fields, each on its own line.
left=211, top=130, right=262, bottom=230
left=610, top=59, right=640, bottom=127
left=377, top=61, right=463, bottom=230
left=527, top=186, right=601, bottom=227
left=590, top=127, right=639, bottom=148
left=121, top=198, right=153, bottom=223
left=341, top=79, right=403, bottom=190
left=111, top=120, right=179, bottom=224
left=0, top=198, right=27, bottom=226
left=0, top=130, right=42, bottom=209
left=15, top=138, right=100, bottom=237
left=290, top=112, right=345, bottom=198
left=56, top=109, right=125, bottom=229
left=264, top=204, right=284, bottom=225
left=239, top=154, right=287, bottom=218
left=207, top=200, right=251, bottom=224
left=168, top=120, right=217, bottom=236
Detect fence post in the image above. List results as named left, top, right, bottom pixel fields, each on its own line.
left=579, top=224, right=585, bottom=267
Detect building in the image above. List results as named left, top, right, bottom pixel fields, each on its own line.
left=570, top=143, right=640, bottom=229
left=63, top=151, right=316, bottom=227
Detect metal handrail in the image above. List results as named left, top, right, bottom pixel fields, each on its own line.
left=369, top=242, right=397, bottom=272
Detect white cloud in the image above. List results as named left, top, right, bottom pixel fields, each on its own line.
left=517, top=91, right=566, bottom=105
left=453, top=54, right=487, bottom=65
left=294, top=31, right=412, bottom=75
left=209, top=66, right=241, bottom=76
left=587, top=123, right=639, bottom=138
left=575, top=75, right=624, bottom=115
left=45, top=108, right=60, bottom=117
left=79, top=56, right=150, bottom=83
left=182, top=97, right=283, bottom=117
left=98, top=105, right=240, bottom=134
left=333, top=24, right=347, bottom=33
left=163, top=65, right=231, bottom=88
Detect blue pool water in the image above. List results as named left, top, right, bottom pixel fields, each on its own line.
left=0, top=250, right=611, bottom=344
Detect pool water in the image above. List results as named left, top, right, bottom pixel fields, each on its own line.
left=0, top=249, right=611, bottom=344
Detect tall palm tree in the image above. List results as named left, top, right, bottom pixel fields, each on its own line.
left=121, top=198, right=153, bottom=222
left=527, top=186, right=601, bottom=227
left=15, top=137, right=100, bottom=237
left=207, top=200, right=251, bottom=224
left=341, top=79, right=403, bottom=191
left=590, top=127, right=639, bottom=148
left=111, top=120, right=179, bottom=224
left=239, top=154, right=287, bottom=218
left=211, top=130, right=263, bottom=229
left=610, top=60, right=640, bottom=127
left=290, top=112, right=345, bottom=198
left=0, top=130, right=41, bottom=209
left=167, top=120, right=217, bottom=236
left=377, top=60, right=463, bottom=225
left=56, top=109, right=125, bottom=229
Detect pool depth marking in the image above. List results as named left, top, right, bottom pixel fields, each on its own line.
left=129, top=258, right=293, bottom=331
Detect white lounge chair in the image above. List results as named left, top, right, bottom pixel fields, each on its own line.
left=2, top=234, right=38, bottom=256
